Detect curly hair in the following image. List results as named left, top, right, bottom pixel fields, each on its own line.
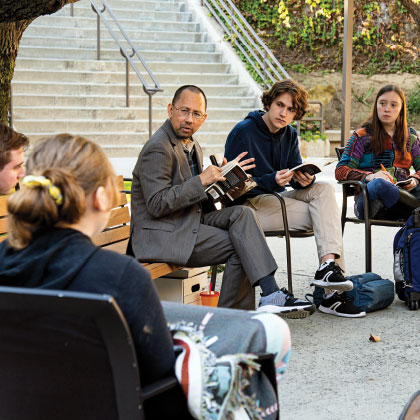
left=261, top=80, right=309, bottom=120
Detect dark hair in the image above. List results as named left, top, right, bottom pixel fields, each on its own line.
left=172, top=85, right=207, bottom=110
left=261, top=80, right=309, bottom=120
left=363, top=84, right=408, bottom=157
left=7, top=134, right=117, bottom=250
left=0, top=124, right=29, bottom=170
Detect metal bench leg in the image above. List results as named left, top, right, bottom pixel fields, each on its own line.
left=273, top=193, right=293, bottom=294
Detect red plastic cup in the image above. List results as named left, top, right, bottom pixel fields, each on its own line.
left=200, top=291, right=220, bottom=307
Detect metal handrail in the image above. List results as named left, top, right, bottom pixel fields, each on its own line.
left=203, top=0, right=289, bottom=88
left=87, top=0, right=163, bottom=138
left=202, top=0, right=323, bottom=134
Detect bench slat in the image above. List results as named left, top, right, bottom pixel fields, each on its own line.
left=142, top=262, right=181, bottom=279
left=93, top=225, right=130, bottom=247
left=102, top=240, right=129, bottom=254
left=105, top=206, right=130, bottom=229
left=0, top=196, right=8, bottom=217
left=0, top=218, right=7, bottom=236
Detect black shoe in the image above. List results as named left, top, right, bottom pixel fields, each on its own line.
left=257, top=288, right=316, bottom=319
left=319, top=292, right=366, bottom=318
left=311, top=262, right=353, bottom=291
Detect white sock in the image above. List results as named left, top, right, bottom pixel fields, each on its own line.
left=325, top=291, right=336, bottom=299
left=318, top=259, right=335, bottom=271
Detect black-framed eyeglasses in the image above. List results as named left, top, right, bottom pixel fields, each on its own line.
left=173, top=106, right=206, bottom=121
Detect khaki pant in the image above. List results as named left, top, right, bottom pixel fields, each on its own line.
left=245, top=181, right=345, bottom=271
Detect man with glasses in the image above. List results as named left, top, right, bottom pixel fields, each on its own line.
left=128, top=85, right=315, bottom=316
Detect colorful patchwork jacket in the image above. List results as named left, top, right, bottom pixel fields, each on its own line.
left=336, top=126, right=420, bottom=183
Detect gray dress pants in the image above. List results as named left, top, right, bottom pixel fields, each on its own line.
left=185, top=205, right=277, bottom=310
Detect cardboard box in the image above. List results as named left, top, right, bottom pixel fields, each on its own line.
left=162, top=266, right=210, bottom=279
left=154, top=271, right=208, bottom=305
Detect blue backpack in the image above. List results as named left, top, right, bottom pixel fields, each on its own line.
left=393, top=208, right=420, bottom=310
left=312, top=273, right=394, bottom=312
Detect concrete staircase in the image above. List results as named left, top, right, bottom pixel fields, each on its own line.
left=12, top=0, right=260, bottom=158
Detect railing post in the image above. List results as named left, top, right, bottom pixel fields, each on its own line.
left=125, top=56, right=129, bottom=107
left=263, top=50, right=267, bottom=90
left=229, top=4, right=233, bottom=45
left=97, top=13, right=101, bottom=60
left=70, top=3, right=74, bottom=16
left=148, top=94, right=153, bottom=139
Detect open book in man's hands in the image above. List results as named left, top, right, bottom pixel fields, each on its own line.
left=205, top=160, right=257, bottom=206
left=395, top=179, right=412, bottom=187
left=286, top=162, right=322, bottom=176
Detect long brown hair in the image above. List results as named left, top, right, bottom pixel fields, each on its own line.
left=7, top=134, right=117, bottom=250
left=364, top=84, right=408, bottom=157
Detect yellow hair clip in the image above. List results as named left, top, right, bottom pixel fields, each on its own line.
left=20, top=175, right=63, bottom=206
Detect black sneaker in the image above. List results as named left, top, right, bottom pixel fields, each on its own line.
left=311, top=262, right=353, bottom=291
left=257, top=288, right=316, bottom=319
left=319, top=292, right=366, bottom=318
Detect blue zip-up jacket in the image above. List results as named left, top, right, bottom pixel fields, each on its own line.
left=225, top=110, right=309, bottom=200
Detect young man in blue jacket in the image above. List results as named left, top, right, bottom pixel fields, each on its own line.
left=225, top=80, right=365, bottom=318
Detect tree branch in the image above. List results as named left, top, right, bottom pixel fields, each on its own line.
left=0, top=0, right=79, bottom=23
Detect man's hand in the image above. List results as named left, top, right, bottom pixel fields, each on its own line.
left=403, top=177, right=419, bottom=192
left=221, top=151, right=256, bottom=172
left=365, top=171, right=394, bottom=183
left=275, top=169, right=294, bottom=187
left=293, top=170, right=314, bottom=187
left=199, top=165, right=225, bottom=187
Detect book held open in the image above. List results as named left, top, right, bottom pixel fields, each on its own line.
left=286, top=162, right=322, bottom=176
left=205, top=160, right=257, bottom=206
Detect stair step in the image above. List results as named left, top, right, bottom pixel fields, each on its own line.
left=13, top=106, right=252, bottom=120
left=20, top=36, right=215, bottom=53
left=17, top=46, right=222, bottom=63
left=12, top=81, right=249, bottom=96
left=32, top=14, right=200, bottom=32
left=11, top=93, right=257, bottom=109
left=13, top=69, right=237, bottom=85
left=24, top=25, right=207, bottom=42
left=15, top=57, right=230, bottom=73
left=14, top=119, right=239, bottom=133
left=55, top=5, right=193, bottom=21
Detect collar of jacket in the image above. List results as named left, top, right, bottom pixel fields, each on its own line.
left=162, top=119, right=204, bottom=176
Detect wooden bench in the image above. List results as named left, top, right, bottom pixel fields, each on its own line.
left=92, top=175, right=182, bottom=279
left=0, top=195, right=8, bottom=243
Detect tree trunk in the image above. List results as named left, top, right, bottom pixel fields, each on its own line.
left=0, top=21, right=30, bottom=124
left=399, top=0, right=420, bottom=29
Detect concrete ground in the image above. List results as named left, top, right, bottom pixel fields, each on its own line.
left=267, top=161, right=420, bottom=420
left=111, top=156, right=420, bottom=420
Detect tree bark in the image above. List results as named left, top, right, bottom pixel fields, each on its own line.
left=0, top=0, right=78, bottom=23
left=0, top=21, right=31, bottom=124
left=0, top=0, right=78, bottom=123
left=399, top=0, right=420, bottom=29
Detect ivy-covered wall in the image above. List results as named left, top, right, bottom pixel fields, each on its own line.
left=235, top=0, right=420, bottom=74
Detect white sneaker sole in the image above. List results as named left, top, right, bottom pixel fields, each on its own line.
left=257, top=304, right=315, bottom=319
left=311, top=279, right=354, bottom=291
left=319, top=305, right=366, bottom=318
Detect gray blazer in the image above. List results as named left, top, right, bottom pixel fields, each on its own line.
left=129, top=119, right=209, bottom=264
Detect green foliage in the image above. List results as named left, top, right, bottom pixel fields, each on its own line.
left=407, top=84, right=420, bottom=115
left=300, top=130, right=327, bottom=142
left=233, top=0, right=420, bottom=74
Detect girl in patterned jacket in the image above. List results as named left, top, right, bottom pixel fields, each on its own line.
left=336, top=84, right=420, bottom=219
